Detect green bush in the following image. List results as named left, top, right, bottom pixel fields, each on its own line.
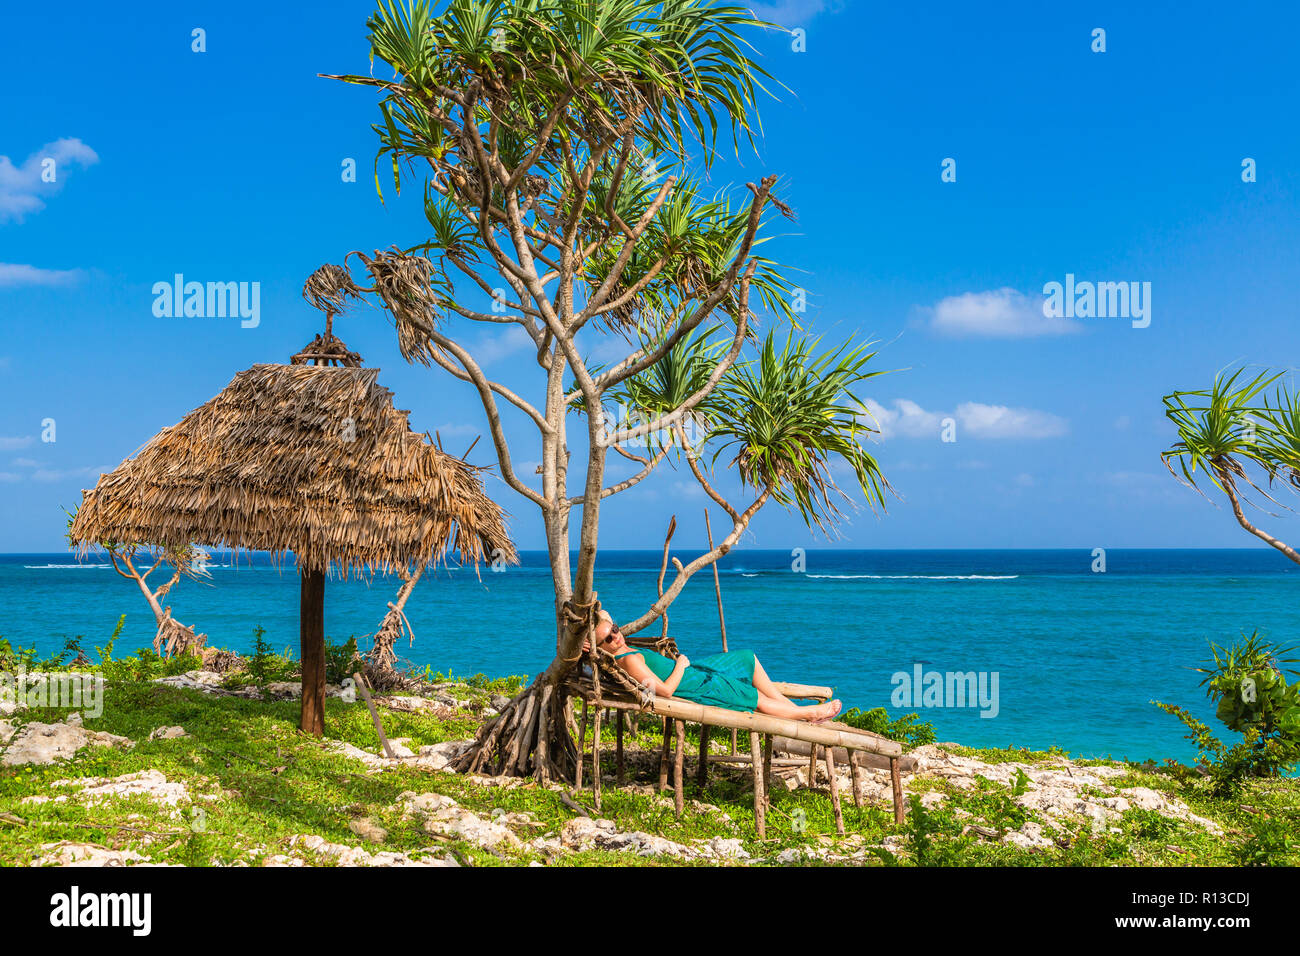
left=325, top=636, right=362, bottom=685
left=840, top=706, right=936, bottom=747
left=1154, top=631, right=1300, bottom=795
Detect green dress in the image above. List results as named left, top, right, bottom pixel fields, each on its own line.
left=614, top=647, right=760, bottom=713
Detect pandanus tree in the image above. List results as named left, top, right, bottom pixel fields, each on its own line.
left=319, top=0, right=893, bottom=780
left=1163, top=368, right=1300, bottom=564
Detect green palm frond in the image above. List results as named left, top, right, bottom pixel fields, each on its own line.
left=708, top=331, right=894, bottom=532
left=1161, top=367, right=1281, bottom=496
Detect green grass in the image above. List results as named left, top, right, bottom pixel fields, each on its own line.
left=3, top=652, right=1298, bottom=867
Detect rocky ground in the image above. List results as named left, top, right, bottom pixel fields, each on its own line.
left=2, top=663, right=1267, bottom=867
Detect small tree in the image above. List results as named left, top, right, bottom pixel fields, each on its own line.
left=1163, top=368, right=1300, bottom=563
left=65, top=506, right=209, bottom=658
left=319, top=0, right=893, bottom=780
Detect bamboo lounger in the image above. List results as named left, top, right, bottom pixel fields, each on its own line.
left=570, top=679, right=906, bottom=838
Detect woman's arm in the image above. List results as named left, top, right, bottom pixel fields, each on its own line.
left=620, top=653, right=689, bottom=697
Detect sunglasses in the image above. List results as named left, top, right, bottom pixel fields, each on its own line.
left=600, top=626, right=622, bottom=645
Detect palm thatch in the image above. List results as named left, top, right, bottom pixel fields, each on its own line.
left=69, top=362, right=516, bottom=575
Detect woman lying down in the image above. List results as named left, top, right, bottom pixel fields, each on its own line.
left=589, top=611, right=842, bottom=723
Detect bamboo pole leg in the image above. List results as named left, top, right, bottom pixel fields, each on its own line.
left=750, top=731, right=765, bottom=839
left=762, top=733, right=773, bottom=808
left=891, top=755, right=905, bottom=825
left=658, top=716, right=672, bottom=792
left=615, top=711, right=625, bottom=785
left=592, top=707, right=603, bottom=813
left=673, top=719, right=686, bottom=817
left=807, top=744, right=819, bottom=786
left=730, top=728, right=738, bottom=756
left=696, top=723, right=710, bottom=787
left=575, top=700, right=589, bottom=790
left=849, top=751, right=863, bottom=808
left=825, top=747, right=844, bottom=835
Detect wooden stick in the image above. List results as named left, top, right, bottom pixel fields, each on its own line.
left=696, top=723, right=710, bottom=787
left=849, top=753, right=863, bottom=808
left=891, top=755, right=905, bottom=825
left=808, top=744, right=819, bottom=785
left=615, top=711, right=625, bottom=785
left=658, top=716, right=672, bottom=792
left=750, top=731, right=765, bottom=839
left=592, top=706, right=603, bottom=813
left=673, top=719, right=686, bottom=817
left=704, top=509, right=728, bottom=652
left=657, top=516, right=676, bottom=640
left=762, top=733, right=772, bottom=808
left=825, top=746, right=844, bottom=835
left=575, top=699, right=589, bottom=790
left=351, top=671, right=394, bottom=759
left=704, top=508, right=739, bottom=756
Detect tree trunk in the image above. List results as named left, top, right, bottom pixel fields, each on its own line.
left=453, top=603, right=590, bottom=781
left=300, top=567, right=327, bottom=737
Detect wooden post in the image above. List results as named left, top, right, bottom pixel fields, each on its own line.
left=825, top=747, right=844, bottom=835
left=575, top=700, right=589, bottom=790
left=807, top=744, right=819, bottom=786
left=762, top=733, right=773, bottom=807
left=299, top=566, right=326, bottom=737
left=351, top=671, right=394, bottom=758
left=615, top=711, right=625, bottom=785
left=750, top=731, right=765, bottom=839
left=592, top=706, right=603, bottom=812
left=890, top=755, right=905, bottom=825
left=658, top=717, right=672, bottom=792
left=696, top=724, right=710, bottom=787
left=704, top=509, right=738, bottom=757
left=673, top=719, right=686, bottom=816
left=849, top=752, right=863, bottom=808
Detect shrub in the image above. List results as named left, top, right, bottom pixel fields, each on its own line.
left=840, top=706, right=937, bottom=748
left=1154, top=631, right=1300, bottom=796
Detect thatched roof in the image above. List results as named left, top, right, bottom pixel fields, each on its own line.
left=70, top=363, right=516, bottom=575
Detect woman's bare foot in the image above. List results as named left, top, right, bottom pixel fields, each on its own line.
left=812, top=699, right=842, bottom=723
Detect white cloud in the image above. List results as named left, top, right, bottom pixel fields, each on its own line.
left=0, top=262, right=86, bottom=288
left=472, top=324, right=535, bottom=365
left=862, top=399, right=1067, bottom=440
left=746, top=1, right=839, bottom=26
left=12, top=457, right=38, bottom=467
left=30, top=465, right=108, bottom=483
left=0, top=436, right=34, bottom=450
left=0, top=138, right=99, bottom=223
left=926, top=288, right=1081, bottom=338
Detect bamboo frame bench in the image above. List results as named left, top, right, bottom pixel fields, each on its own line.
left=570, top=680, right=905, bottom=837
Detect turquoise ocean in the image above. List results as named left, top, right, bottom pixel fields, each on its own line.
left=2, top=549, right=1296, bottom=765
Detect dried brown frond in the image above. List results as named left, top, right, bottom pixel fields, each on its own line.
left=302, top=262, right=362, bottom=314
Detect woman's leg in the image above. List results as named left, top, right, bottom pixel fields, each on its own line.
left=750, top=656, right=798, bottom=705
left=754, top=691, right=837, bottom=722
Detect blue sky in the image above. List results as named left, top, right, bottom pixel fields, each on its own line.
left=2, top=0, right=1298, bottom=554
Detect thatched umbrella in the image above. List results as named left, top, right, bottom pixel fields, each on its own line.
left=70, top=324, right=516, bottom=736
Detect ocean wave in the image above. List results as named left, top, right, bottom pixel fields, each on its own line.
left=24, top=564, right=112, bottom=569
left=805, top=573, right=1019, bottom=580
